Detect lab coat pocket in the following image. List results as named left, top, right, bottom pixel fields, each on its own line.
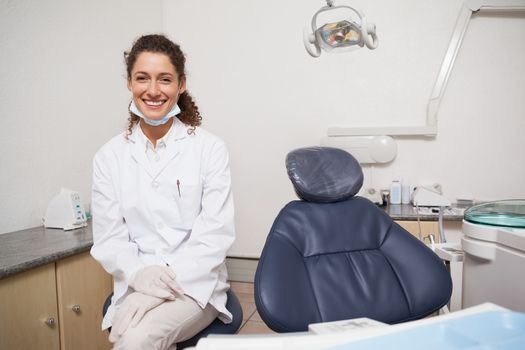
left=172, top=182, right=202, bottom=228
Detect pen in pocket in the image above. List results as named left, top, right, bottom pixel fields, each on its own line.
left=176, top=179, right=181, bottom=197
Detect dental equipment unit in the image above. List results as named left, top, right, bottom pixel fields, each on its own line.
left=304, top=0, right=378, bottom=57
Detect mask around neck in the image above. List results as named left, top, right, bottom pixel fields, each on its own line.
left=129, top=100, right=181, bottom=126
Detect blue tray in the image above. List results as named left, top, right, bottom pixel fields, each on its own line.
left=327, top=311, right=525, bottom=350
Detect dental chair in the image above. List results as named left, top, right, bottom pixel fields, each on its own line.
left=254, top=147, right=452, bottom=332
left=102, top=289, right=243, bottom=349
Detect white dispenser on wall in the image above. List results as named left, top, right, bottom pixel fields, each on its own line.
left=43, top=188, right=87, bottom=230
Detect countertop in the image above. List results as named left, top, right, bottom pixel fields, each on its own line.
left=384, top=203, right=466, bottom=222
left=0, top=223, right=93, bottom=280
left=0, top=203, right=466, bottom=280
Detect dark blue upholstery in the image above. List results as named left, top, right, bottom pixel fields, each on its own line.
left=254, top=147, right=452, bottom=333
left=102, top=289, right=243, bottom=349
left=286, top=146, right=363, bottom=203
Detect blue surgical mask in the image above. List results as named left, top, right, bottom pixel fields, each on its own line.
left=129, top=100, right=181, bottom=126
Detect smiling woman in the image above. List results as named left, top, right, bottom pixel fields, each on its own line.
left=124, top=34, right=202, bottom=141
left=128, top=51, right=186, bottom=125
left=90, top=34, right=236, bottom=350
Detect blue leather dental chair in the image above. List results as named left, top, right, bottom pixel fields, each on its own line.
left=254, top=147, right=452, bottom=332
left=102, top=289, right=243, bottom=349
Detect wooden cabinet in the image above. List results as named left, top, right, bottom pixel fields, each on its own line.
left=0, top=252, right=112, bottom=350
left=56, top=252, right=113, bottom=350
left=0, top=263, right=60, bottom=350
left=395, top=220, right=441, bottom=243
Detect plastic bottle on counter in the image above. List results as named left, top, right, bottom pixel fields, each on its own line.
left=390, top=180, right=401, bottom=204
left=401, top=180, right=411, bottom=204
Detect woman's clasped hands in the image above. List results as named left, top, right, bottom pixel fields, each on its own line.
left=109, top=265, right=185, bottom=342
left=130, top=265, right=185, bottom=299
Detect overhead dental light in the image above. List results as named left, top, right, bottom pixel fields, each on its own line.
left=304, top=0, right=378, bottom=57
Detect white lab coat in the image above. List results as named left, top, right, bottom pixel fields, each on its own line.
left=90, top=118, right=235, bottom=330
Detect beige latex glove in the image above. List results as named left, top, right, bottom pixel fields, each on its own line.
left=109, top=292, right=164, bottom=343
left=129, top=265, right=184, bottom=299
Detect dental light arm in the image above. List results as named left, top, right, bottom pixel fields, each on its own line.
left=304, top=0, right=378, bottom=57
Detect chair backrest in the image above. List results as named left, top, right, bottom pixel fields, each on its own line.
left=254, top=147, right=452, bottom=332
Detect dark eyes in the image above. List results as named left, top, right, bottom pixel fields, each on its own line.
left=134, top=76, right=172, bottom=83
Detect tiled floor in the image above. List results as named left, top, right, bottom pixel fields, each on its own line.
left=229, top=281, right=275, bottom=334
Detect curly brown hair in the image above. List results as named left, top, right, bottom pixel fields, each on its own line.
left=124, top=34, right=202, bottom=135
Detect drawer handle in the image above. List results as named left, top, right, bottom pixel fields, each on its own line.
left=72, top=304, right=81, bottom=313
left=45, top=317, right=55, bottom=327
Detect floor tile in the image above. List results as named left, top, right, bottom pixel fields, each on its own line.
left=230, top=281, right=254, bottom=294
left=230, top=281, right=255, bottom=304
left=229, top=281, right=274, bottom=334
left=239, top=320, right=275, bottom=334
left=230, top=281, right=257, bottom=327
left=240, top=301, right=257, bottom=325
left=250, top=310, right=263, bottom=322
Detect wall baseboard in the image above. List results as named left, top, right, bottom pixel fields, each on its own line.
left=226, top=257, right=259, bottom=283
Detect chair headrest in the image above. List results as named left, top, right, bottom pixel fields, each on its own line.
left=286, top=147, right=363, bottom=203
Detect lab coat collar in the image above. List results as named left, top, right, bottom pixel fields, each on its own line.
left=128, top=118, right=192, bottom=179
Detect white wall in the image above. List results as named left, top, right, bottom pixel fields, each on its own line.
left=0, top=0, right=163, bottom=233
left=1, top=1, right=524, bottom=260
left=163, top=0, right=525, bottom=257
